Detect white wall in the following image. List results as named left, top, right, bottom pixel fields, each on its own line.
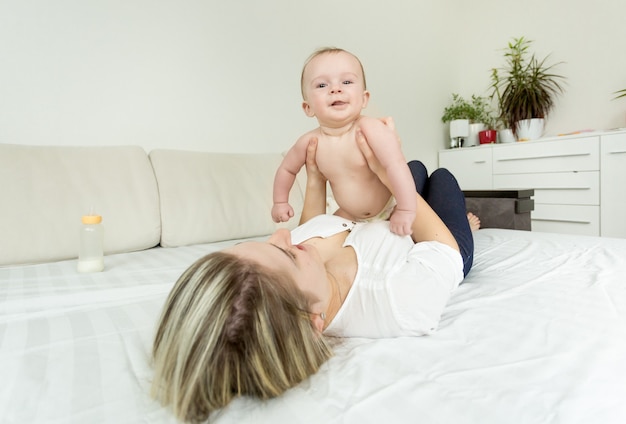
left=1, top=0, right=625, bottom=171
left=449, top=0, right=626, bottom=138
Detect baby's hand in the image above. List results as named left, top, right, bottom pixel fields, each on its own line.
left=389, top=209, right=415, bottom=236
left=272, top=202, right=294, bottom=223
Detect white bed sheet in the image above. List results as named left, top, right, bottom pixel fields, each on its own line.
left=1, top=229, right=625, bottom=424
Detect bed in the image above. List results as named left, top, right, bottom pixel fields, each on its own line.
left=2, top=227, right=625, bottom=424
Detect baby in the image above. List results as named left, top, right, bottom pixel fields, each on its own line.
left=271, top=47, right=416, bottom=236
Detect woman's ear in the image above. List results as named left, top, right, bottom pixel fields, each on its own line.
left=311, top=313, right=325, bottom=333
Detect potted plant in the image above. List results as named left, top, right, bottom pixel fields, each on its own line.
left=478, top=129, right=497, bottom=144
left=477, top=105, right=501, bottom=144
left=489, top=69, right=516, bottom=143
left=441, top=93, right=494, bottom=147
left=614, top=88, right=626, bottom=99
left=489, top=36, right=566, bottom=141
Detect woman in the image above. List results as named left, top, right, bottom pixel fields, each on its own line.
left=151, top=122, right=475, bottom=423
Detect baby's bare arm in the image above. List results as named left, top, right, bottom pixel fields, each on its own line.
left=273, top=138, right=308, bottom=202
left=358, top=117, right=416, bottom=234
left=272, top=135, right=310, bottom=222
left=356, top=125, right=458, bottom=251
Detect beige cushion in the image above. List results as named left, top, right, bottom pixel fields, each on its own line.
left=0, top=144, right=161, bottom=265
left=150, top=150, right=305, bottom=247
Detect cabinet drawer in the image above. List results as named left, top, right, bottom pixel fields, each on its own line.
left=602, top=134, right=626, bottom=156
left=439, top=148, right=492, bottom=190
left=493, top=137, right=599, bottom=174
left=532, top=204, right=599, bottom=236
left=600, top=132, right=626, bottom=238
left=494, top=171, right=599, bottom=205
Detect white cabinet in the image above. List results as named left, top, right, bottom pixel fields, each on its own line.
left=438, top=130, right=626, bottom=237
left=438, top=146, right=492, bottom=189
left=492, top=136, right=600, bottom=236
left=600, top=132, right=626, bottom=238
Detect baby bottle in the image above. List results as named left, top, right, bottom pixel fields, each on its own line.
left=77, top=214, right=104, bottom=273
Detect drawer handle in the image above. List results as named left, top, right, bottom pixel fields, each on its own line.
left=608, top=150, right=626, bottom=155
left=532, top=218, right=591, bottom=224
left=473, top=160, right=486, bottom=164
left=497, top=152, right=590, bottom=162
left=537, top=187, right=591, bottom=191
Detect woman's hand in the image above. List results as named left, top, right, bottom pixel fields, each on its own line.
left=304, top=137, right=326, bottom=185
left=299, top=137, right=328, bottom=225
left=356, top=116, right=401, bottom=191
left=379, top=116, right=399, bottom=140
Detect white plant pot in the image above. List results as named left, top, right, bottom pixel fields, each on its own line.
left=449, top=119, right=469, bottom=148
left=465, top=123, right=486, bottom=147
left=515, top=118, right=544, bottom=141
left=498, top=128, right=516, bottom=143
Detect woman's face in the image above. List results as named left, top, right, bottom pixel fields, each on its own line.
left=226, top=229, right=330, bottom=314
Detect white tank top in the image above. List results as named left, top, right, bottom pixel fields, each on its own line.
left=291, top=215, right=464, bottom=338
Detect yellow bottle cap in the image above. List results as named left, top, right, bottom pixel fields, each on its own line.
left=82, top=215, right=102, bottom=224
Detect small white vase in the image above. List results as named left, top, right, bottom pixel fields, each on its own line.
left=466, top=123, right=486, bottom=147
left=515, top=119, right=544, bottom=141
left=498, top=128, right=516, bottom=143
left=449, top=119, right=469, bottom=148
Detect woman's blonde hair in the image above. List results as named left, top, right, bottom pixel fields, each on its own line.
left=151, top=251, right=332, bottom=423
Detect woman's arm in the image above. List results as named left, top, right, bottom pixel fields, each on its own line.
left=356, top=127, right=459, bottom=252
left=299, top=137, right=328, bottom=225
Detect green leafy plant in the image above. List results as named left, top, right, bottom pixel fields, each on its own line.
left=441, top=93, right=495, bottom=128
left=489, top=37, right=566, bottom=133
left=614, top=88, right=626, bottom=99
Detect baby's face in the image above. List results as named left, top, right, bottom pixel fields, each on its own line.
left=301, top=51, right=369, bottom=128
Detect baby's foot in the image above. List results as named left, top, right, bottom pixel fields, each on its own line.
left=467, top=212, right=481, bottom=231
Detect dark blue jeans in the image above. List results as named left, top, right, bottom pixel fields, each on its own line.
left=408, top=161, right=474, bottom=277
